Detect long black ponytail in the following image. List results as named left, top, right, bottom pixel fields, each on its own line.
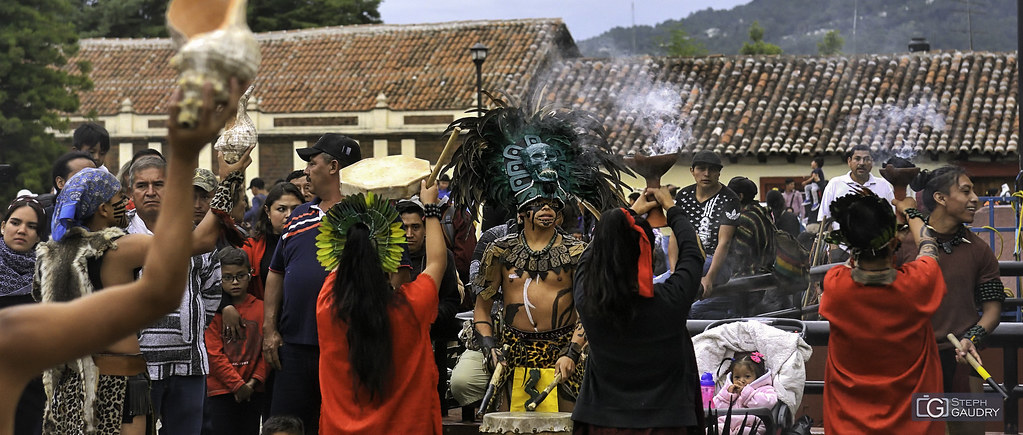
left=331, top=223, right=402, bottom=402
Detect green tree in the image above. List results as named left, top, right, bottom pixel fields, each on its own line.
left=665, top=24, right=708, bottom=57
left=248, top=0, right=381, bottom=33
left=73, top=0, right=168, bottom=38
left=0, top=0, right=92, bottom=202
left=73, top=0, right=383, bottom=38
left=739, top=21, right=783, bottom=55
left=817, top=29, right=844, bottom=56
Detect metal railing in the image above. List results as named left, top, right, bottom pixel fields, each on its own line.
left=975, top=196, right=1022, bottom=322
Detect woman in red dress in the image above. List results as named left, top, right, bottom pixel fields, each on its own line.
left=820, top=189, right=963, bottom=434
left=315, top=180, right=446, bottom=434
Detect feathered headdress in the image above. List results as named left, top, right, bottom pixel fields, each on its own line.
left=316, top=192, right=406, bottom=273
left=824, top=186, right=897, bottom=255
left=444, top=93, right=630, bottom=219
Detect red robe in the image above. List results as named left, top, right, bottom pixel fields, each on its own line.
left=820, top=256, right=945, bottom=434
left=316, top=271, right=440, bottom=434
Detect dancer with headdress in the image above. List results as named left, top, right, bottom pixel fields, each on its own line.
left=820, top=188, right=952, bottom=434
left=446, top=96, right=629, bottom=412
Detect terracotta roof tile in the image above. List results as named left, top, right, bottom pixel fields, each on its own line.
left=539, top=52, right=1018, bottom=158
left=69, top=18, right=576, bottom=116
left=69, top=21, right=1016, bottom=158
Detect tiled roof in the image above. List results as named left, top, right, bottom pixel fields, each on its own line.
left=538, top=52, right=1018, bottom=158
left=70, top=18, right=577, bottom=116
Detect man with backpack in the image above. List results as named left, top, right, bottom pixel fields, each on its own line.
left=725, top=177, right=806, bottom=315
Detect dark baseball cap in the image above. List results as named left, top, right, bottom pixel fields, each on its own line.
left=296, top=134, right=362, bottom=168
left=690, top=150, right=722, bottom=169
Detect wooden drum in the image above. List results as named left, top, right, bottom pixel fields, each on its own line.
left=479, top=412, right=573, bottom=434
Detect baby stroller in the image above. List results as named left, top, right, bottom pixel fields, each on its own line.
left=692, top=318, right=812, bottom=434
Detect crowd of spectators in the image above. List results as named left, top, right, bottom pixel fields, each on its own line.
left=0, top=116, right=1009, bottom=435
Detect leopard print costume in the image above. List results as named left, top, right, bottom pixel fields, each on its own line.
left=500, top=324, right=585, bottom=400
left=43, top=374, right=127, bottom=435
left=208, top=170, right=247, bottom=247
left=209, top=171, right=243, bottom=212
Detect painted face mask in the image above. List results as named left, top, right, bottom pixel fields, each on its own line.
left=443, top=102, right=630, bottom=219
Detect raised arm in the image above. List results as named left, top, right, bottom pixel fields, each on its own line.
left=893, top=197, right=938, bottom=260
left=656, top=189, right=705, bottom=305
left=192, top=147, right=255, bottom=253
left=419, top=180, right=447, bottom=285
left=0, top=79, right=245, bottom=385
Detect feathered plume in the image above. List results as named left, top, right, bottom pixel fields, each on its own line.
left=316, top=192, right=406, bottom=273
left=443, top=93, right=631, bottom=220
left=824, top=186, right=897, bottom=251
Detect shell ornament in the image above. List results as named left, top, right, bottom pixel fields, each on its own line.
left=213, top=84, right=256, bottom=163
left=167, top=0, right=261, bottom=128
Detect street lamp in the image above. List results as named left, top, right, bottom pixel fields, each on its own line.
left=470, top=43, right=488, bottom=116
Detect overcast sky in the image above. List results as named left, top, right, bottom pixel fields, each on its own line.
left=378, top=0, right=752, bottom=41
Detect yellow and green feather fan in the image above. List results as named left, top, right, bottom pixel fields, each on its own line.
left=316, top=192, right=406, bottom=273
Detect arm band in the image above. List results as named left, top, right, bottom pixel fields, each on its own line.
left=904, top=207, right=926, bottom=221
left=975, top=280, right=1006, bottom=304
left=423, top=203, right=443, bottom=219
left=962, top=324, right=988, bottom=346
left=211, top=171, right=244, bottom=213
left=478, top=335, right=495, bottom=353
left=558, top=342, right=583, bottom=364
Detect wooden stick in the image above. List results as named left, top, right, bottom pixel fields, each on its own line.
left=946, top=333, right=1010, bottom=399
left=426, top=127, right=461, bottom=187
left=525, top=372, right=562, bottom=411
left=476, top=361, right=505, bottom=418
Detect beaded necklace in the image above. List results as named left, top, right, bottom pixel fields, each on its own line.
left=520, top=231, right=558, bottom=256
left=927, top=218, right=971, bottom=254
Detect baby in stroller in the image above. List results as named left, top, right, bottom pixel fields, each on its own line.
left=713, top=351, right=778, bottom=435
left=693, top=319, right=813, bottom=434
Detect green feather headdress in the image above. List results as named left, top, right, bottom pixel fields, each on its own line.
left=316, top=192, right=406, bottom=273
left=443, top=93, right=631, bottom=219
left=824, top=186, right=897, bottom=255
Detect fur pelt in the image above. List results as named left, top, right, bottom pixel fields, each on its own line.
left=33, top=226, right=126, bottom=433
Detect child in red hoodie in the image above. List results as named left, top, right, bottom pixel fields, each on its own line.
left=203, top=247, right=267, bottom=435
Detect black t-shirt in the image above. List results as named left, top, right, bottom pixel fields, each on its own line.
left=674, top=184, right=741, bottom=255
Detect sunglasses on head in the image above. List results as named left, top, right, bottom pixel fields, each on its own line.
left=7, top=196, right=40, bottom=214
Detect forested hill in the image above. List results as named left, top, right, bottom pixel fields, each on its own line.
left=578, top=0, right=1017, bottom=57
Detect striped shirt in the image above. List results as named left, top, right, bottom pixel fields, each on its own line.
left=269, top=200, right=328, bottom=346
left=128, top=212, right=223, bottom=379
